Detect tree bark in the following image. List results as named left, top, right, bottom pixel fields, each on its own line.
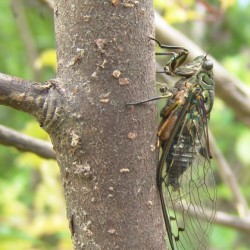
left=52, top=1, right=165, bottom=249
left=0, top=0, right=166, bottom=249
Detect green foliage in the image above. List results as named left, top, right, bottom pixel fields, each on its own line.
left=211, top=225, right=237, bottom=250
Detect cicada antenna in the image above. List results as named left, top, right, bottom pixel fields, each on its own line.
left=204, top=46, right=213, bottom=59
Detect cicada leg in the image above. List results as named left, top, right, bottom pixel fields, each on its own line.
left=126, top=92, right=172, bottom=106
left=150, top=37, right=189, bottom=75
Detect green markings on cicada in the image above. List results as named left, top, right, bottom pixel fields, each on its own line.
left=127, top=38, right=216, bottom=250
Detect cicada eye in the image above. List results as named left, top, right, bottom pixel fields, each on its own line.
left=160, top=86, right=168, bottom=93
left=202, top=60, right=213, bottom=70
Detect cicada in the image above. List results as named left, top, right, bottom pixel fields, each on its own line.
left=127, top=39, right=216, bottom=250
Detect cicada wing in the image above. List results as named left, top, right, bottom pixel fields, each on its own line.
left=160, top=110, right=216, bottom=250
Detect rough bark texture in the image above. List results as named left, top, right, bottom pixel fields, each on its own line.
left=47, top=0, right=166, bottom=249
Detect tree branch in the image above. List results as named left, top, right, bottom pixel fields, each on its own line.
left=0, top=72, right=51, bottom=116
left=155, top=12, right=250, bottom=127
left=215, top=210, right=250, bottom=232
left=176, top=203, right=250, bottom=233
left=0, top=125, right=55, bottom=159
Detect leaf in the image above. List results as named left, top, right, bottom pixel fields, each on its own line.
left=34, top=49, right=57, bottom=71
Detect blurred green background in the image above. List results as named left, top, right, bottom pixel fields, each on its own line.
left=0, top=1, right=71, bottom=249
left=0, top=0, right=250, bottom=249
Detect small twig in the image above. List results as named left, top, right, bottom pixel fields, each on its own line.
left=43, top=0, right=54, bottom=9
left=209, top=132, right=249, bottom=218
left=215, top=210, right=250, bottom=232
left=0, top=125, right=55, bottom=159
left=174, top=203, right=250, bottom=232
left=0, top=72, right=50, bottom=115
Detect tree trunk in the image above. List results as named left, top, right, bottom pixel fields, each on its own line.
left=0, top=0, right=167, bottom=249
